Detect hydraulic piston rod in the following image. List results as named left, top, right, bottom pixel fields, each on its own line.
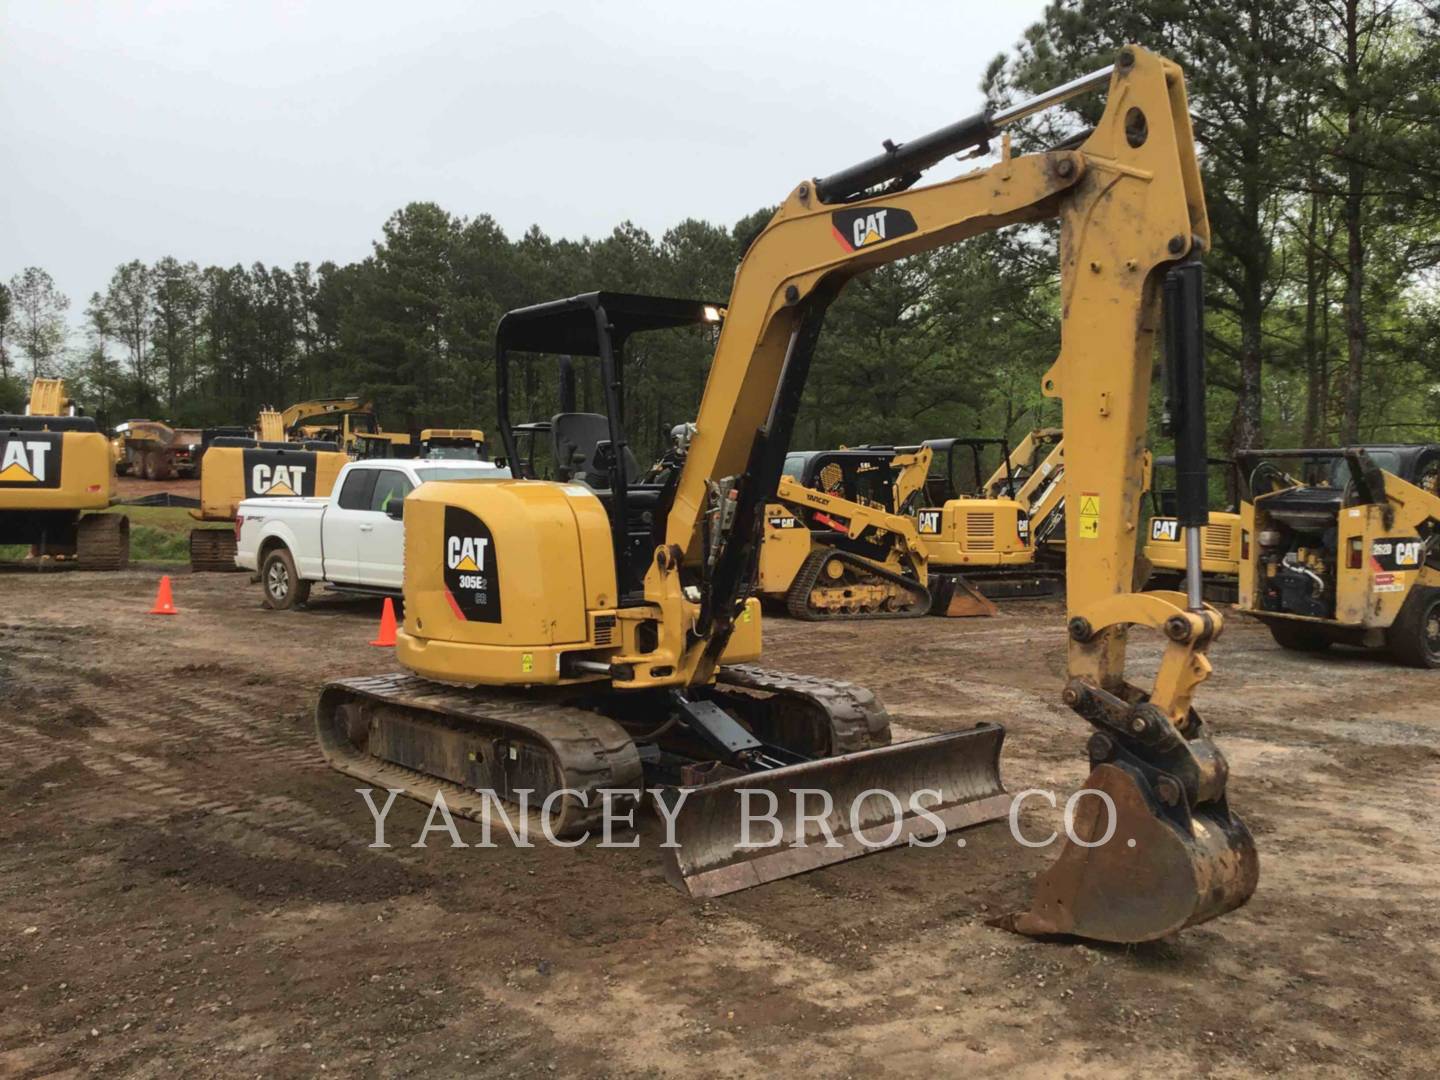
left=814, top=63, right=1114, bottom=203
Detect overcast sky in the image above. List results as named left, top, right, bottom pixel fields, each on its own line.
left=3, top=0, right=1049, bottom=316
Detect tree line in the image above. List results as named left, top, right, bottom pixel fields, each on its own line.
left=2, top=0, right=1436, bottom=464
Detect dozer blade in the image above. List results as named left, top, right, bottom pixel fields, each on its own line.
left=929, top=574, right=999, bottom=617
left=998, top=761, right=1259, bottom=942
left=660, top=725, right=1009, bottom=898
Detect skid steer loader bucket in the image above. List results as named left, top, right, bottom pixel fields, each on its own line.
left=660, top=724, right=1009, bottom=898
left=997, top=761, right=1259, bottom=942
left=930, top=573, right=1000, bottom=617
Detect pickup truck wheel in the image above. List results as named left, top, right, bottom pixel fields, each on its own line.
left=261, top=547, right=310, bottom=610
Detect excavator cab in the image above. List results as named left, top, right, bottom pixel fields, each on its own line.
left=495, top=293, right=723, bottom=601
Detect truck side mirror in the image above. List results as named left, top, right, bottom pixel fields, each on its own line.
left=385, top=500, right=405, bottom=521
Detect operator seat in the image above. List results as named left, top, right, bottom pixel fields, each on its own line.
left=550, top=412, right=641, bottom=488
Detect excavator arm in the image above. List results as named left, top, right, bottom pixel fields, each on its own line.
left=632, top=46, right=1255, bottom=941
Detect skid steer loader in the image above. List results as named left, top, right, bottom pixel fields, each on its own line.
left=316, top=47, right=1256, bottom=942
left=756, top=446, right=993, bottom=618
left=0, top=378, right=130, bottom=569
left=1238, top=445, right=1440, bottom=665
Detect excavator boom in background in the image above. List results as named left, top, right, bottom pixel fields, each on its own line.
left=316, top=47, right=1256, bottom=943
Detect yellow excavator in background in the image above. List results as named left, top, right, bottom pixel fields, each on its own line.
left=187, top=408, right=349, bottom=571
left=908, top=436, right=1060, bottom=599
left=990, top=429, right=1069, bottom=563
left=275, top=396, right=386, bottom=453
left=1, top=378, right=130, bottom=569
left=316, top=47, right=1256, bottom=943
left=1144, top=455, right=1244, bottom=601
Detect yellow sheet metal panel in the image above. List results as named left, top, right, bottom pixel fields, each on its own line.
left=194, top=446, right=348, bottom=521
left=0, top=429, right=112, bottom=511
left=402, top=479, right=611, bottom=653
left=757, top=506, right=813, bottom=596
left=917, top=498, right=1032, bottom=568
left=718, top=598, right=763, bottom=663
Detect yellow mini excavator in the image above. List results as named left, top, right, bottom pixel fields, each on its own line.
left=1238, top=445, right=1440, bottom=665
left=989, top=428, right=1069, bottom=563
left=908, top=436, right=1061, bottom=600
left=316, top=47, right=1256, bottom=942
left=1, top=378, right=130, bottom=569
left=187, top=408, right=349, bottom=571
left=1144, top=455, right=1244, bottom=601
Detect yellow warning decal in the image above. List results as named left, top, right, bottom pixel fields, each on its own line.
left=521, top=653, right=534, bottom=673
left=1078, top=492, right=1100, bottom=539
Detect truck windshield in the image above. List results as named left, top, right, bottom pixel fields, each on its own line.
left=414, top=466, right=511, bottom=482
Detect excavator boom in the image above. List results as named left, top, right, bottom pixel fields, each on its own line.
left=646, top=46, right=1255, bottom=939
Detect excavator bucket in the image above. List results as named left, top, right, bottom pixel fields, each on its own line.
left=660, top=725, right=1009, bottom=898
left=929, top=574, right=999, bottom=617
left=997, top=762, right=1259, bottom=942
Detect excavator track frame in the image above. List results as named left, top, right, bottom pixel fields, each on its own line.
left=188, top=528, right=241, bottom=573
left=317, top=674, right=644, bottom=838
left=76, top=514, right=130, bottom=571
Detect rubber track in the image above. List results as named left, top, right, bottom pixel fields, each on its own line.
left=190, top=528, right=242, bottom=573
left=75, top=513, right=129, bottom=570
left=784, top=547, right=930, bottom=621
left=317, top=673, right=644, bottom=838
left=715, top=664, right=892, bottom=753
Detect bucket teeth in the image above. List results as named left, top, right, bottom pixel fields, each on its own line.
left=660, top=725, right=1009, bottom=898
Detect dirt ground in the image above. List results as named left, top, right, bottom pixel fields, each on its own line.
left=114, top=475, right=199, bottom=503
left=1, top=569, right=1437, bottom=1078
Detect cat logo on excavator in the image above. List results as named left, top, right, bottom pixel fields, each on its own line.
left=0, top=435, right=60, bottom=488
left=831, top=207, right=918, bottom=251
left=443, top=506, right=501, bottom=622
left=249, top=462, right=308, bottom=497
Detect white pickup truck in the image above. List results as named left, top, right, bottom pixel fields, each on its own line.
left=236, top=458, right=509, bottom=609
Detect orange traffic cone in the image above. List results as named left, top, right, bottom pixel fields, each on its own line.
left=148, top=575, right=178, bottom=616
left=369, top=597, right=398, bottom=647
